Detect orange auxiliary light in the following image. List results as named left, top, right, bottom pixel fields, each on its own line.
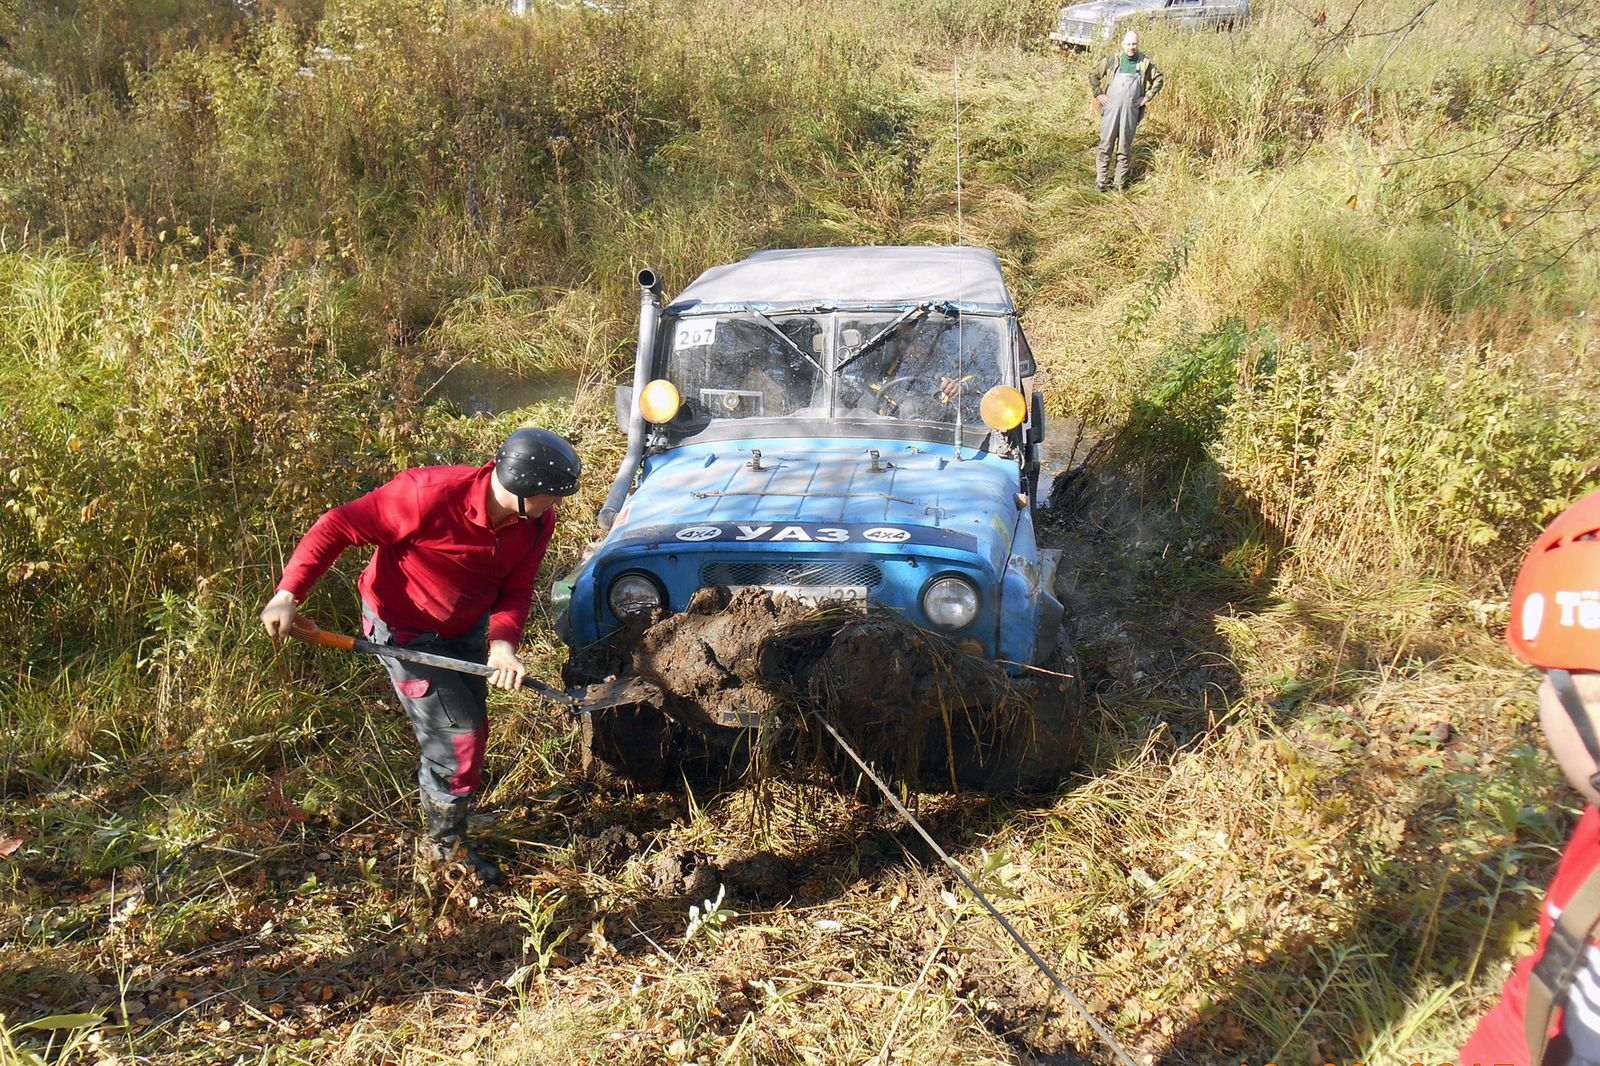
left=638, top=380, right=681, bottom=423
left=980, top=386, right=1027, bottom=432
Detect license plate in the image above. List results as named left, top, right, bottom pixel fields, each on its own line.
left=729, top=585, right=869, bottom=607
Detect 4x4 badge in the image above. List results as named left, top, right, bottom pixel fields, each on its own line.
left=863, top=528, right=913, bottom=543
left=674, top=526, right=724, bottom=542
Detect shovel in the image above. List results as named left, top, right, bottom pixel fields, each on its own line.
left=287, top=616, right=662, bottom=712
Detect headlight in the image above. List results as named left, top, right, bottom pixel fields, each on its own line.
left=922, top=575, right=980, bottom=630
left=608, top=571, right=664, bottom=618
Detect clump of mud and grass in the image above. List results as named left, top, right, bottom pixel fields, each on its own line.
left=568, top=586, right=1082, bottom=794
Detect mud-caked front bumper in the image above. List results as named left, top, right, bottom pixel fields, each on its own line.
left=557, top=531, right=1063, bottom=668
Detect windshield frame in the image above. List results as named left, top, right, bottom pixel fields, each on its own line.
left=653, top=305, right=1020, bottom=444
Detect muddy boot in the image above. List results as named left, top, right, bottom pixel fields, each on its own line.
left=417, top=793, right=502, bottom=885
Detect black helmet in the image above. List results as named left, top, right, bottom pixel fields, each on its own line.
left=495, top=428, right=581, bottom=517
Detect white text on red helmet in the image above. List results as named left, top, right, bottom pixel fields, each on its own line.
left=1555, top=591, right=1600, bottom=629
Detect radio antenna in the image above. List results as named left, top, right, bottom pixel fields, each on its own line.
left=953, top=54, right=965, bottom=460
left=954, top=54, right=963, bottom=249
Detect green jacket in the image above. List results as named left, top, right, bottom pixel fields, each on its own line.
left=1088, top=50, right=1164, bottom=102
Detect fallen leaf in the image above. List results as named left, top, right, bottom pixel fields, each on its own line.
left=0, top=836, right=23, bottom=859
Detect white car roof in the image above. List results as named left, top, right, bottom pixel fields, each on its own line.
left=667, top=246, right=1014, bottom=313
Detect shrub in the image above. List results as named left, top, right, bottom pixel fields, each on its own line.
left=1216, top=339, right=1600, bottom=582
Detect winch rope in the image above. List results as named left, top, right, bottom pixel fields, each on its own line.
left=808, top=709, right=1140, bottom=1066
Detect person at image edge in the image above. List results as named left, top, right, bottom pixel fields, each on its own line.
left=1462, top=488, right=1600, bottom=1066
left=259, top=427, right=582, bottom=885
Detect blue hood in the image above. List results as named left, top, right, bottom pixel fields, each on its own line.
left=608, top=437, right=1020, bottom=573
left=559, top=434, right=1049, bottom=664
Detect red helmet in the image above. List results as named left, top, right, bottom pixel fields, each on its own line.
left=1507, top=489, right=1600, bottom=670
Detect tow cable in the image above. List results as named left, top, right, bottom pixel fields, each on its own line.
left=808, top=710, right=1139, bottom=1066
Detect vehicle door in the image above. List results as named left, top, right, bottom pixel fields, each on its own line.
left=1162, top=0, right=1209, bottom=29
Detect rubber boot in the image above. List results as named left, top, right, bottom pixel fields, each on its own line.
left=418, top=792, right=503, bottom=885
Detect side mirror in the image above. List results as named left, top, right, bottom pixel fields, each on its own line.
left=614, top=385, right=634, bottom=432
left=1025, top=390, right=1045, bottom=493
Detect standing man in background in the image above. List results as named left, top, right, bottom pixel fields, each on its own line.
left=1089, top=30, right=1164, bottom=192
left=259, top=428, right=582, bottom=885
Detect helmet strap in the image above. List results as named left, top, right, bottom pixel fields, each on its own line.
left=517, top=495, right=528, bottom=520
left=1551, top=668, right=1600, bottom=795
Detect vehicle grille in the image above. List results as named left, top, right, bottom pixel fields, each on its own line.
left=700, top=561, right=883, bottom=588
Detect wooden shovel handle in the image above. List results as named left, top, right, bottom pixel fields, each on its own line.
left=289, top=615, right=356, bottom=652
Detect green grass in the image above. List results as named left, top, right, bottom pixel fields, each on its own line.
left=1, top=0, right=1598, bottom=1061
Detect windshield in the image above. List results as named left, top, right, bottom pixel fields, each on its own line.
left=664, top=313, right=822, bottom=420
left=662, top=309, right=1008, bottom=428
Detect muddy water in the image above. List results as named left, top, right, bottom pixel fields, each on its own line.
left=1035, top=419, right=1102, bottom=508
left=426, top=363, right=583, bottom=415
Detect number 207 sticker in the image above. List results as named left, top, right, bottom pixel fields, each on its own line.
left=674, top=320, right=716, bottom=350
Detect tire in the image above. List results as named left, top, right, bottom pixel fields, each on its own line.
left=581, top=702, right=675, bottom=791
left=956, top=628, right=1085, bottom=793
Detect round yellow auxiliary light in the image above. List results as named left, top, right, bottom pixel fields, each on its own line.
left=979, top=385, right=1027, bottom=432
left=638, top=379, right=681, bottom=423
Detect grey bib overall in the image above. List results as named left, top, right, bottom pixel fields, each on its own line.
left=1097, top=68, right=1143, bottom=189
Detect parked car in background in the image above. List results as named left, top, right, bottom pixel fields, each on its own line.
left=1050, top=0, right=1250, bottom=47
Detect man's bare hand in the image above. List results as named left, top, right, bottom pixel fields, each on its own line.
left=487, top=640, right=527, bottom=691
left=1137, top=95, right=1148, bottom=107
left=1096, top=93, right=1109, bottom=106
left=261, top=589, right=298, bottom=639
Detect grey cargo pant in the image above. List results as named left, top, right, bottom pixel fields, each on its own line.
left=362, top=602, right=490, bottom=810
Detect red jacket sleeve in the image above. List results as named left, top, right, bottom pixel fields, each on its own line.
left=276, top=475, right=421, bottom=601
left=485, top=508, right=556, bottom=646
left=1461, top=950, right=1536, bottom=1066
left=1459, top=806, right=1600, bottom=1066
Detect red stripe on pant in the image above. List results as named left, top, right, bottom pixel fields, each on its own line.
left=449, top=723, right=488, bottom=795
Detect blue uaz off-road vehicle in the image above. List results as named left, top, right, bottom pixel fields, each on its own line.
left=555, top=247, right=1081, bottom=792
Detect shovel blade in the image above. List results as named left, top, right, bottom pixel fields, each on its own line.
left=573, top=676, right=664, bottom=711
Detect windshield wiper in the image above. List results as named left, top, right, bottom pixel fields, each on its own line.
left=833, top=302, right=942, bottom=374
left=741, top=305, right=824, bottom=375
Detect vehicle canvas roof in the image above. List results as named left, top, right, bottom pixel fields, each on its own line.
left=667, top=246, right=1015, bottom=314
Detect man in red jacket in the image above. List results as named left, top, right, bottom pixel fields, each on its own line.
left=1461, top=489, right=1600, bottom=1065
left=259, top=428, right=582, bottom=885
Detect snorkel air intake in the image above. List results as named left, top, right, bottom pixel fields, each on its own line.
left=598, top=268, right=662, bottom=531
